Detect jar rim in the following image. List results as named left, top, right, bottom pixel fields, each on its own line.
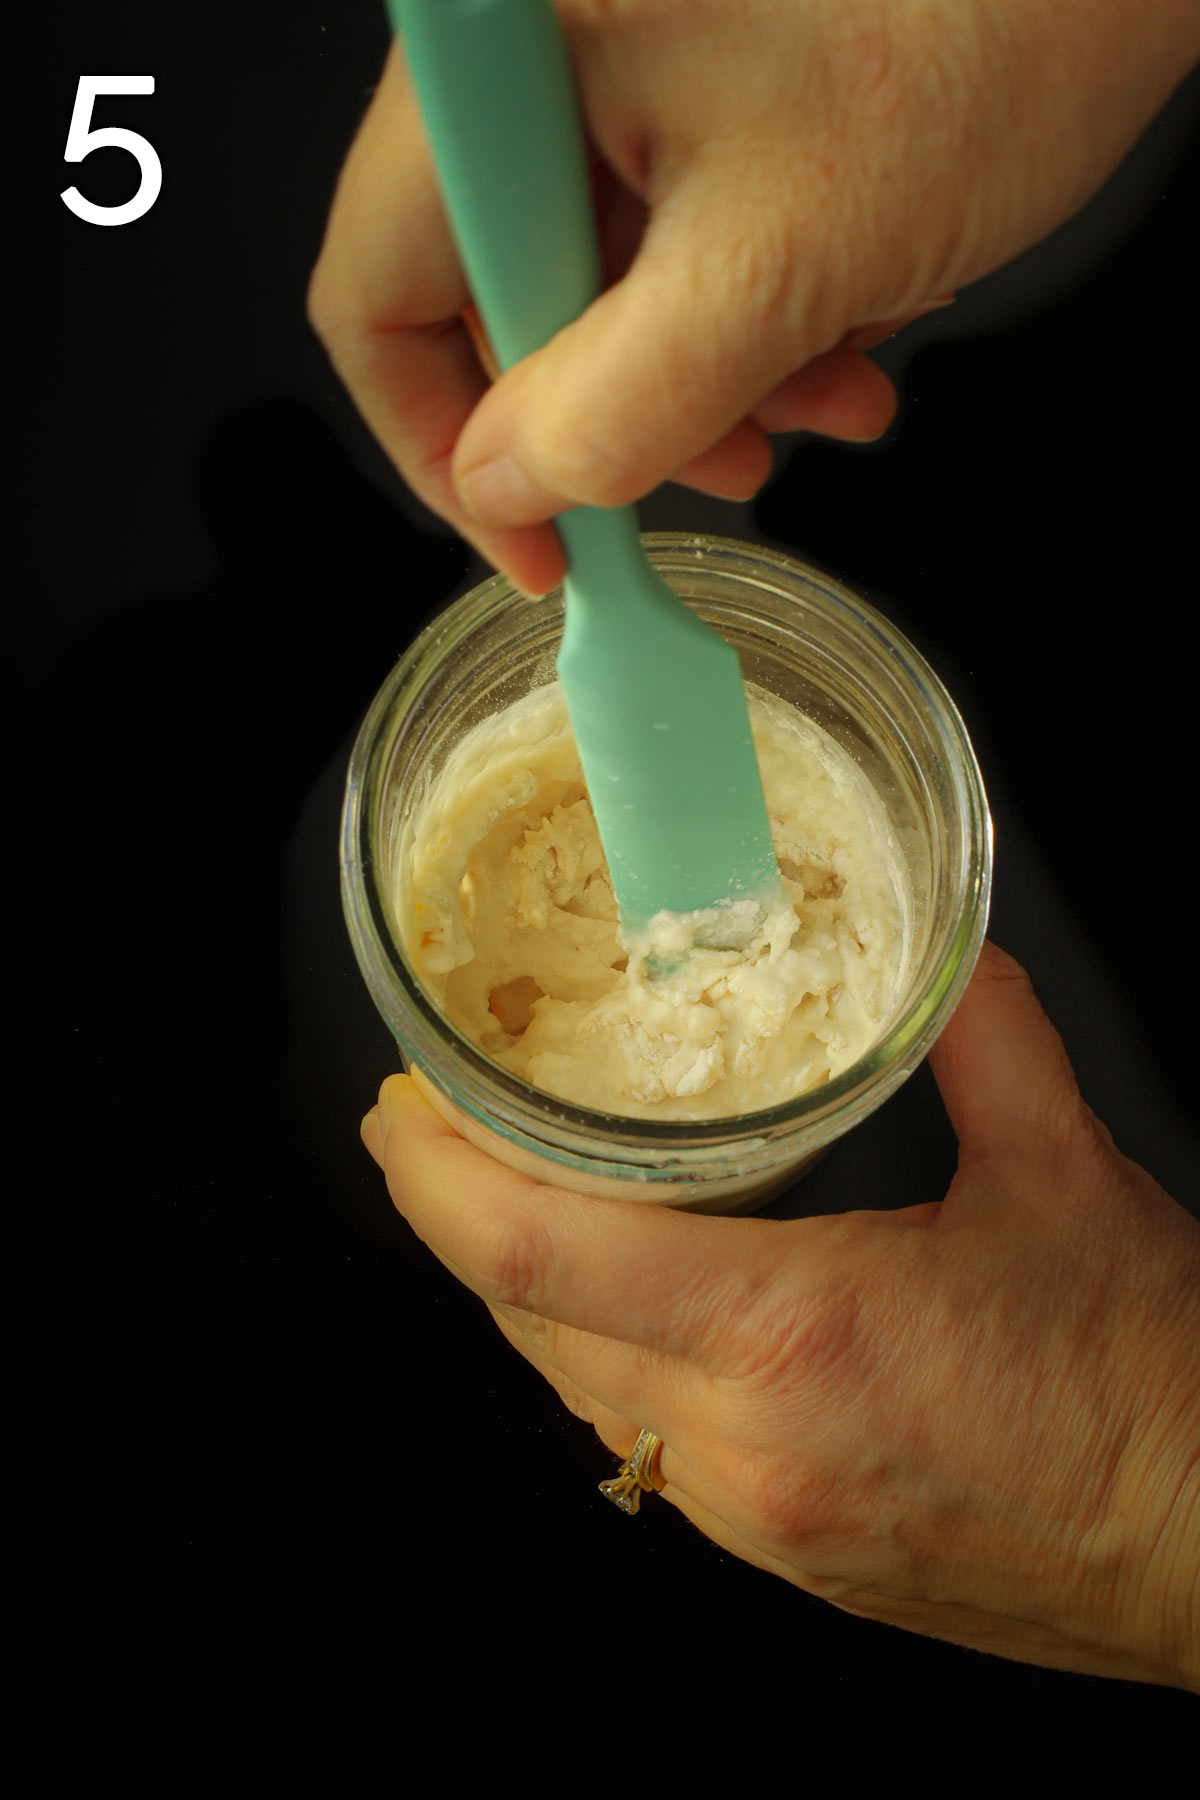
left=341, top=533, right=992, bottom=1154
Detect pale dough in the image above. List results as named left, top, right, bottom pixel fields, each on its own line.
left=399, top=683, right=907, bottom=1121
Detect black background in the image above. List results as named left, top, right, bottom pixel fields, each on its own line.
left=25, top=0, right=1198, bottom=1743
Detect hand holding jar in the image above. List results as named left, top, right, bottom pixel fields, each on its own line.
left=362, top=941, right=1200, bottom=1689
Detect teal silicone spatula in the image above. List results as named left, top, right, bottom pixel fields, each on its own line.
left=389, top=0, right=782, bottom=941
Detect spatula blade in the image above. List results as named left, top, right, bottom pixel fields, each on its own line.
left=558, top=514, right=781, bottom=936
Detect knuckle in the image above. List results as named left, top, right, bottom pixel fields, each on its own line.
left=304, top=243, right=379, bottom=368
left=514, top=1308, right=555, bottom=1358
left=470, top=1204, right=557, bottom=1315
left=724, top=1261, right=866, bottom=1399
left=1035, top=1094, right=1131, bottom=1222
left=715, top=1437, right=820, bottom=1547
left=530, top=409, right=646, bottom=509
left=304, top=254, right=341, bottom=346
left=974, top=938, right=1034, bottom=992
left=740, top=1455, right=808, bottom=1543
left=555, top=1379, right=593, bottom=1424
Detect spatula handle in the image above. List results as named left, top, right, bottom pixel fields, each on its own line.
left=388, top=0, right=601, bottom=378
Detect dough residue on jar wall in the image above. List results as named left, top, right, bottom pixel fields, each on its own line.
left=398, top=682, right=909, bottom=1121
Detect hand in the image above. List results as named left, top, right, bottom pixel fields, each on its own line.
left=362, top=941, right=1200, bottom=1689
left=309, top=0, right=1199, bottom=593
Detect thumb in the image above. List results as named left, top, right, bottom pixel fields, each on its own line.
left=450, top=172, right=825, bottom=524
left=927, top=940, right=1086, bottom=1162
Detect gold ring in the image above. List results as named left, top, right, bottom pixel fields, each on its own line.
left=598, top=1428, right=666, bottom=1515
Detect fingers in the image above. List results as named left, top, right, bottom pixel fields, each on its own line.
left=449, top=163, right=828, bottom=525
left=307, top=45, right=565, bottom=594
left=927, top=940, right=1086, bottom=1164
left=322, top=305, right=567, bottom=595
left=669, top=341, right=906, bottom=499
left=488, top=1303, right=687, bottom=1484
left=746, top=295, right=956, bottom=442
left=310, top=41, right=942, bottom=583
left=669, top=417, right=775, bottom=502
left=750, top=344, right=899, bottom=441
left=486, top=1301, right=804, bottom=1578
left=365, top=1072, right=787, bottom=1370
left=486, top=1289, right=704, bottom=1435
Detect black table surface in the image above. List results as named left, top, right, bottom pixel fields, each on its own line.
left=25, top=1, right=1198, bottom=1741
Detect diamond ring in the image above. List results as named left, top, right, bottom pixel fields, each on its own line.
left=599, top=1428, right=667, bottom=1514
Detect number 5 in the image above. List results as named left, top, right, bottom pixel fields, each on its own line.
left=61, top=77, right=162, bottom=226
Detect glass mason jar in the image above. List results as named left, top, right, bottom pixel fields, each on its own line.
left=341, top=533, right=991, bottom=1214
